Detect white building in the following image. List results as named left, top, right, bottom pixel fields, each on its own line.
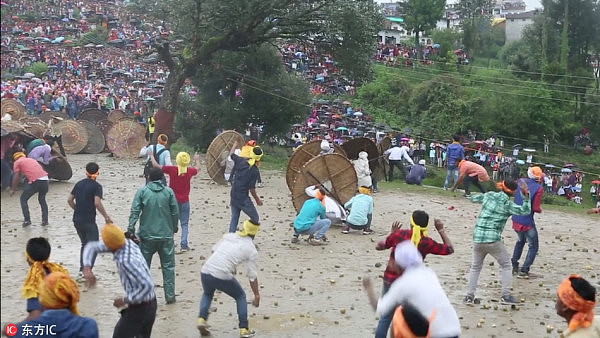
left=504, top=10, right=538, bottom=42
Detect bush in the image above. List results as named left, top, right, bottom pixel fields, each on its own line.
left=23, top=62, right=48, bottom=78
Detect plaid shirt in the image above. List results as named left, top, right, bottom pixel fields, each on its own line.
left=382, top=229, right=453, bottom=284
left=469, top=191, right=531, bottom=243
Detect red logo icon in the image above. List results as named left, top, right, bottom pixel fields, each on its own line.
left=4, top=323, right=17, bottom=337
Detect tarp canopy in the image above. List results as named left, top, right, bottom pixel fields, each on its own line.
left=386, top=17, right=404, bottom=23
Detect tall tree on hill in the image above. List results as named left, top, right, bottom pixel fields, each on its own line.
left=400, top=0, right=445, bottom=58
left=455, top=0, right=495, bottom=56
left=125, top=0, right=383, bottom=140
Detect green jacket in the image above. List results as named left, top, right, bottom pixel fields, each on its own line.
left=128, top=181, right=179, bottom=240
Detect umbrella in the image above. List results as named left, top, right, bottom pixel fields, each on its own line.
left=353, top=111, right=363, bottom=116
left=474, top=140, right=484, bottom=144
left=544, top=164, right=555, bottom=168
left=108, top=39, right=123, bottom=44
left=516, top=159, right=525, bottom=165
left=561, top=168, right=572, bottom=173
left=563, top=163, right=575, bottom=168
left=523, top=148, right=535, bottom=152
left=335, top=126, right=348, bottom=131
left=292, top=123, right=302, bottom=127
left=61, top=17, right=69, bottom=22
left=591, top=180, right=600, bottom=184
left=84, top=43, right=95, bottom=48
left=512, top=144, right=522, bottom=149
left=433, top=43, right=441, bottom=48
left=23, top=72, right=35, bottom=78
left=95, top=45, right=104, bottom=48
left=64, top=40, right=73, bottom=43
left=144, top=97, right=156, bottom=101
left=342, top=100, right=351, bottom=105
left=31, top=77, right=42, bottom=83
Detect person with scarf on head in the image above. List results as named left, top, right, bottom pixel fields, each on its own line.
left=228, top=141, right=263, bottom=233
left=140, top=133, right=171, bottom=184
left=240, top=139, right=263, bottom=187
left=389, top=302, right=434, bottom=338
left=150, top=151, right=201, bottom=253
left=20, top=237, right=69, bottom=322
left=373, top=211, right=454, bottom=338
left=555, top=274, right=599, bottom=337
left=353, top=151, right=372, bottom=188
left=342, top=186, right=374, bottom=235
left=511, top=166, right=544, bottom=279
left=363, top=241, right=461, bottom=338
left=83, top=223, right=157, bottom=338
left=10, top=151, right=50, bottom=227
left=197, top=220, right=261, bottom=337
left=463, top=179, right=531, bottom=305
left=304, top=185, right=347, bottom=225
left=17, top=272, right=98, bottom=338
left=292, top=187, right=331, bottom=245
left=68, top=162, right=112, bottom=276
left=127, top=167, right=179, bottom=304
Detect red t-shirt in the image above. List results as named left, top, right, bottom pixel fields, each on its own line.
left=13, top=157, right=48, bottom=183
left=161, top=166, right=198, bottom=203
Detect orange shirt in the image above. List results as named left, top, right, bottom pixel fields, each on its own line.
left=459, top=161, right=490, bottom=182
left=13, top=157, right=48, bottom=183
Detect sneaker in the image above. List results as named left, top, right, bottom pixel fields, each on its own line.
left=463, top=295, right=474, bottom=305
left=291, top=235, right=300, bottom=244
left=341, top=226, right=350, bottom=234
left=500, top=295, right=520, bottom=305
left=22, top=221, right=32, bottom=228
left=517, top=271, right=530, bottom=279
left=462, top=193, right=471, bottom=198
left=512, top=267, right=519, bottom=275
left=309, top=237, right=327, bottom=246
left=321, top=235, right=328, bottom=242
left=197, top=318, right=211, bottom=336
left=239, top=328, right=256, bottom=338
left=41, top=221, right=49, bottom=226
left=362, top=228, right=374, bottom=235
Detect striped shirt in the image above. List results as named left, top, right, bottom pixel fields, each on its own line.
left=83, top=240, right=155, bottom=304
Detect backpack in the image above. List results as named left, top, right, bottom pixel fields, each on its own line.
left=143, top=145, right=167, bottom=179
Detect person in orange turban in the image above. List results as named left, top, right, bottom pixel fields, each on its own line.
left=556, top=274, right=599, bottom=336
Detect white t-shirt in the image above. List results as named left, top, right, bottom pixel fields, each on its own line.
left=376, top=265, right=461, bottom=338
left=201, top=233, right=258, bottom=281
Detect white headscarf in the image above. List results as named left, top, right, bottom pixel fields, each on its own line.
left=394, top=241, right=423, bottom=269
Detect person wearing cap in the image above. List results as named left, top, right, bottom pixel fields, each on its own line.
left=197, top=220, right=261, bottom=338
left=443, top=134, right=464, bottom=190
left=17, top=272, right=98, bottom=338
left=228, top=141, right=263, bottom=233
left=342, top=186, right=374, bottom=235
left=363, top=241, right=461, bottom=338
left=555, top=274, right=599, bottom=337
left=292, top=187, right=331, bottom=245
left=384, top=139, right=414, bottom=181
left=10, top=152, right=50, bottom=227
left=83, top=223, right=157, bottom=338
left=511, top=166, right=544, bottom=279
left=128, top=167, right=178, bottom=304
left=67, top=162, right=113, bottom=274
left=463, top=179, right=531, bottom=305
left=406, top=160, right=427, bottom=185
left=451, top=159, right=490, bottom=197
left=150, top=151, right=200, bottom=252
left=373, top=211, right=454, bottom=338
left=47, top=116, right=66, bottom=157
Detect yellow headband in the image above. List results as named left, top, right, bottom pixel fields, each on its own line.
left=247, top=146, right=263, bottom=167
left=409, top=215, right=428, bottom=246
left=237, top=220, right=260, bottom=237
left=359, top=186, right=371, bottom=195
left=176, top=152, right=190, bottom=176
left=38, top=272, right=80, bottom=315
left=22, top=252, right=68, bottom=299
left=101, top=223, right=126, bottom=250
left=13, top=152, right=26, bottom=161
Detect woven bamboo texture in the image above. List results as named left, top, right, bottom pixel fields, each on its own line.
left=105, top=119, right=146, bottom=158
left=79, top=120, right=106, bottom=154
left=1, top=99, right=25, bottom=120
left=205, top=130, right=245, bottom=185
left=285, top=139, right=346, bottom=192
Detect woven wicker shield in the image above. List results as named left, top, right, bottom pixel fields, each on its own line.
left=285, top=139, right=346, bottom=192
left=105, top=119, right=146, bottom=158
left=56, top=120, right=89, bottom=154
left=206, top=130, right=245, bottom=185
left=1, top=120, right=25, bottom=133
left=291, top=153, right=357, bottom=213
left=1, top=99, right=25, bottom=120
left=107, top=109, right=127, bottom=123
left=376, top=136, right=392, bottom=181
left=79, top=120, right=106, bottom=154
left=341, top=137, right=380, bottom=171
left=78, top=108, right=106, bottom=123
left=41, top=149, right=72, bottom=181
left=39, top=111, right=69, bottom=123
left=19, top=117, right=48, bottom=139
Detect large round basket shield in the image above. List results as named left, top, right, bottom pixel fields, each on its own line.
left=1, top=120, right=25, bottom=133
left=285, top=139, right=346, bottom=192
left=78, top=108, right=106, bottom=123
left=79, top=120, right=106, bottom=154
left=1, top=99, right=25, bottom=120
left=41, top=149, right=72, bottom=181
left=56, top=120, right=89, bottom=154
left=341, top=137, right=380, bottom=171
left=105, top=119, right=146, bottom=158
left=291, top=153, right=357, bottom=213
left=108, top=109, right=127, bottom=123
left=376, top=136, right=392, bottom=181
left=39, top=111, right=69, bottom=123
left=19, top=117, right=48, bottom=139
left=206, top=130, right=245, bottom=185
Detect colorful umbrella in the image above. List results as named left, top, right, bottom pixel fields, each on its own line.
left=561, top=168, right=572, bottom=173
left=563, top=163, right=575, bottom=168
left=591, top=180, right=600, bottom=184
left=516, top=159, right=525, bottom=165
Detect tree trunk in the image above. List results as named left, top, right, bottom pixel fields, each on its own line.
left=153, top=65, right=186, bottom=143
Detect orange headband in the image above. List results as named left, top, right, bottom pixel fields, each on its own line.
left=86, top=170, right=99, bottom=180
left=392, top=306, right=436, bottom=338
left=157, top=134, right=168, bottom=146
left=557, top=274, right=595, bottom=331
left=496, top=181, right=515, bottom=194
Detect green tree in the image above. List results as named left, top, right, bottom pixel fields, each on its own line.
left=399, top=0, right=445, bottom=57
left=456, top=0, right=495, bottom=55
left=23, top=62, right=48, bottom=78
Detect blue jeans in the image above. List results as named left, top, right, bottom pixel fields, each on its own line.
left=229, top=198, right=259, bottom=233
left=511, top=227, right=539, bottom=273
left=295, top=219, right=331, bottom=239
left=444, top=164, right=458, bottom=188
left=375, top=282, right=391, bottom=338
left=178, top=202, right=190, bottom=247
left=199, top=273, right=248, bottom=328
